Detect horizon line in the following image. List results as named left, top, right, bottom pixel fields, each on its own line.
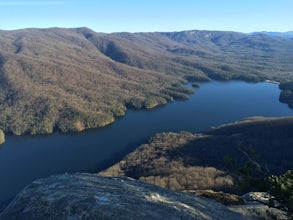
left=0, top=1, right=66, bottom=6
left=0, top=26, right=292, bottom=34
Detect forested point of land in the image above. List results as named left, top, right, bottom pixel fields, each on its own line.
left=100, top=116, right=293, bottom=213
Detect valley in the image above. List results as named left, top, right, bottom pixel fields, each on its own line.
left=0, top=28, right=293, bottom=218
left=1, top=28, right=293, bottom=135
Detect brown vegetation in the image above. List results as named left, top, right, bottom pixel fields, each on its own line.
left=186, top=190, right=245, bottom=206
left=0, top=28, right=293, bottom=135
left=99, top=131, right=237, bottom=192
left=100, top=117, right=293, bottom=194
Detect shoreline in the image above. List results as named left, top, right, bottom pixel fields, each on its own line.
left=264, top=79, right=280, bottom=85
left=1, top=79, right=292, bottom=138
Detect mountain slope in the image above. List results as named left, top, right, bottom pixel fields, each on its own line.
left=252, top=31, right=293, bottom=38
left=0, top=28, right=293, bottom=135
left=0, top=28, right=192, bottom=135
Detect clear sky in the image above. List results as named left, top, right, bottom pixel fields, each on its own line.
left=0, top=0, right=292, bottom=33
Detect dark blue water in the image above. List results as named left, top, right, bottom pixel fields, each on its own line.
left=0, top=81, right=292, bottom=203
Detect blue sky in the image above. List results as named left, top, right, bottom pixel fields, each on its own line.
left=0, top=0, right=292, bottom=33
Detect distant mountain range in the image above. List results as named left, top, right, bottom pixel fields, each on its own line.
left=0, top=28, right=293, bottom=135
left=251, top=31, right=293, bottom=38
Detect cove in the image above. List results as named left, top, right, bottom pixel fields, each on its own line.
left=0, top=80, right=292, bottom=204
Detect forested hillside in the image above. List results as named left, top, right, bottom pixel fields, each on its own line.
left=1, top=28, right=293, bottom=135
left=100, top=116, right=293, bottom=201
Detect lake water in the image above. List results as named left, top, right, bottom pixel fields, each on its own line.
left=0, top=80, right=292, bottom=203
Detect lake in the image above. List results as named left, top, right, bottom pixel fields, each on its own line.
left=0, top=80, right=292, bottom=204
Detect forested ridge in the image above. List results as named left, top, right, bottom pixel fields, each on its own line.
left=100, top=117, right=293, bottom=213
left=1, top=27, right=293, bottom=135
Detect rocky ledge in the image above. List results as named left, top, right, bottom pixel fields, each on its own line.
left=0, top=173, right=249, bottom=220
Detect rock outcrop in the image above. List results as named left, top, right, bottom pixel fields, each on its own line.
left=0, top=173, right=249, bottom=220
left=227, top=192, right=289, bottom=220
left=229, top=204, right=289, bottom=220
